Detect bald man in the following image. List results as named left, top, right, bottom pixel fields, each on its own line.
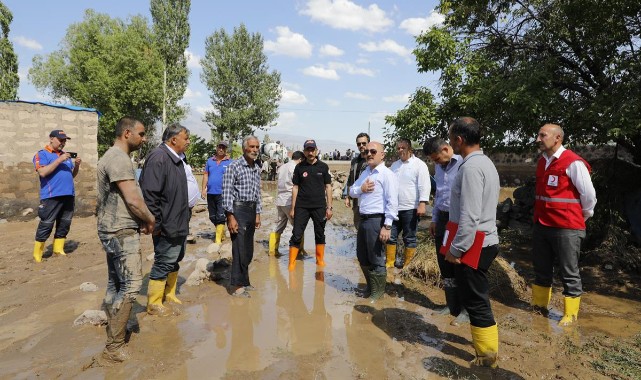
left=531, top=124, right=596, bottom=326
left=349, top=141, right=398, bottom=303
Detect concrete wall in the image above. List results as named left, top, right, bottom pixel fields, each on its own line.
left=0, top=102, right=99, bottom=218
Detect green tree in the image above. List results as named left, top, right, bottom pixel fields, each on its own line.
left=150, top=0, right=190, bottom=125
left=383, top=87, right=439, bottom=150
left=0, top=1, right=18, bottom=100
left=398, top=0, right=641, bottom=162
left=185, top=134, right=213, bottom=170
left=200, top=23, right=281, bottom=147
left=29, top=10, right=163, bottom=155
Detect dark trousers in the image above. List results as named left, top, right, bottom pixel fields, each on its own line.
left=150, top=235, right=186, bottom=280
left=434, top=211, right=456, bottom=279
left=532, top=223, right=585, bottom=297
left=207, top=194, right=226, bottom=225
left=230, top=203, right=256, bottom=287
left=388, top=209, right=418, bottom=248
left=35, top=196, right=75, bottom=241
left=455, top=245, right=499, bottom=327
left=356, top=215, right=386, bottom=274
left=289, top=206, right=326, bottom=247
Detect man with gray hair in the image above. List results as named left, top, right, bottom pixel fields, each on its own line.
left=222, top=135, right=262, bottom=298
left=140, top=124, right=191, bottom=316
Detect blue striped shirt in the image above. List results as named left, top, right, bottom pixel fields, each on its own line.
left=432, top=154, right=462, bottom=223
left=222, top=155, right=262, bottom=214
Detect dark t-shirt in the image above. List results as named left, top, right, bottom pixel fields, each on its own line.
left=292, top=159, right=331, bottom=208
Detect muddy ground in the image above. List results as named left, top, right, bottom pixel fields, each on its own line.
left=1, top=184, right=641, bottom=380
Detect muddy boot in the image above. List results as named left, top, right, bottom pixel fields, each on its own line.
left=164, top=271, right=183, bottom=316
left=268, top=232, right=280, bottom=256
left=368, top=271, right=386, bottom=303
left=147, top=279, right=171, bottom=317
left=530, top=284, right=552, bottom=316
left=470, top=324, right=499, bottom=368
left=315, top=244, right=326, bottom=266
left=451, top=308, right=470, bottom=326
left=33, top=241, right=45, bottom=263
left=433, top=281, right=461, bottom=316
left=356, top=265, right=371, bottom=297
left=385, top=245, right=396, bottom=268
left=52, top=238, right=67, bottom=256
left=288, top=246, right=300, bottom=272
left=102, top=298, right=133, bottom=363
left=298, top=237, right=308, bottom=259
left=402, top=247, right=416, bottom=269
left=559, top=296, right=580, bottom=326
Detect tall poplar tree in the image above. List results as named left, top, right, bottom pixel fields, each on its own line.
left=200, top=24, right=281, bottom=146
left=150, top=0, right=191, bottom=125
left=0, top=1, right=18, bottom=100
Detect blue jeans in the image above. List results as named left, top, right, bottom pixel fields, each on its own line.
left=387, top=209, right=418, bottom=248
left=99, top=229, right=143, bottom=311
left=150, top=235, right=186, bottom=280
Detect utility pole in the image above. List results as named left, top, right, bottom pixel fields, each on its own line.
left=368, top=121, right=371, bottom=137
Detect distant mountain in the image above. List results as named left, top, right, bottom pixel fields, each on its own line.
left=255, top=131, right=356, bottom=155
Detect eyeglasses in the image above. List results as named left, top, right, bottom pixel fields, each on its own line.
left=356, top=142, right=368, bottom=146
left=366, top=149, right=378, bottom=155
left=304, top=147, right=316, bottom=151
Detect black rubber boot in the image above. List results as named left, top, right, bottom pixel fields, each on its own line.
left=368, top=271, right=386, bottom=303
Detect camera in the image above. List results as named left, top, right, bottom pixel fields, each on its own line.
left=68, top=152, right=78, bottom=158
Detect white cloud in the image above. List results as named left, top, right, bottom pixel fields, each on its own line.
left=184, top=88, right=202, bottom=99
left=302, top=65, right=340, bottom=80
left=300, top=0, right=393, bottom=33
left=281, top=89, right=308, bottom=104
left=359, top=39, right=411, bottom=57
left=13, top=36, right=43, bottom=50
left=282, top=81, right=301, bottom=90
left=382, top=93, right=410, bottom=103
left=276, top=111, right=298, bottom=131
left=265, top=26, right=312, bottom=58
left=319, top=44, right=344, bottom=57
left=345, top=92, right=371, bottom=100
left=195, top=105, right=214, bottom=115
left=326, top=99, right=340, bottom=107
left=399, top=10, right=445, bottom=35
left=186, top=50, right=201, bottom=69
left=328, top=61, right=375, bottom=77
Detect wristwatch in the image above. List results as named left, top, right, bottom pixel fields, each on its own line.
left=383, top=224, right=391, bottom=230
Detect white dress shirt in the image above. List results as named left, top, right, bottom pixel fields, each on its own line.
left=165, top=143, right=200, bottom=208
left=276, top=160, right=298, bottom=206
left=390, top=154, right=431, bottom=211
left=349, top=162, right=399, bottom=226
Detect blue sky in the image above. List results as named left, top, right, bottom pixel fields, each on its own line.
left=6, top=0, right=442, bottom=147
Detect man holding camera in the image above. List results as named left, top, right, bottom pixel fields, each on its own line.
left=32, top=130, right=82, bottom=262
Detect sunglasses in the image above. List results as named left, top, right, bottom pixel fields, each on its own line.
left=366, top=149, right=378, bottom=155
left=356, top=142, right=368, bottom=146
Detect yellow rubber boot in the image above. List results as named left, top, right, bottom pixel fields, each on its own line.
left=52, top=238, right=67, bottom=256
left=385, top=244, right=396, bottom=268
left=147, top=279, right=171, bottom=317
left=559, top=296, right=581, bottom=326
left=315, top=244, right=326, bottom=266
left=269, top=232, right=279, bottom=256
left=33, top=241, right=45, bottom=263
left=215, top=224, right=225, bottom=244
left=531, top=284, right=552, bottom=308
left=164, top=271, right=182, bottom=304
left=288, top=246, right=299, bottom=272
left=470, top=324, right=499, bottom=368
left=403, top=247, right=416, bottom=268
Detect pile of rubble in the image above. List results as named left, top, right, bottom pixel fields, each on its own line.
left=497, top=180, right=535, bottom=231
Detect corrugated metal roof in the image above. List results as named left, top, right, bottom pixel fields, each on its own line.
left=1, top=100, right=101, bottom=116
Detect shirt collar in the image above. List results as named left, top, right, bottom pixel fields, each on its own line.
left=45, top=145, right=59, bottom=154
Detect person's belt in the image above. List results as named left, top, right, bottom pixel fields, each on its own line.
left=234, top=200, right=257, bottom=208
left=360, top=213, right=384, bottom=220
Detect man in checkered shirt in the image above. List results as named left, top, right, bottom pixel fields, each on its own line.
left=222, top=135, right=263, bottom=298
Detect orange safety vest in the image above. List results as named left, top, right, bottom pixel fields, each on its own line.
left=533, top=149, right=591, bottom=230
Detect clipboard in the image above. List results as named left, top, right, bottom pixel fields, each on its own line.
left=439, top=221, right=485, bottom=269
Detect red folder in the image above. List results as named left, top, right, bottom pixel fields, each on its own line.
left=439, top=221, right=485, bottom=269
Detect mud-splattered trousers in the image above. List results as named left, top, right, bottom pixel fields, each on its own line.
left=35, top=195, right=74, bottom=241
left=98, top=229, right=143, bottom=312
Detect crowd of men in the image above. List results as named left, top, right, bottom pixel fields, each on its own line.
left=32, top=116, right=596, bottom=368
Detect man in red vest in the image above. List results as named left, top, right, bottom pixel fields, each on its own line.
left=532, top=124, right=597, bottom=326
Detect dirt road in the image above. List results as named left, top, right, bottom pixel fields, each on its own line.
left=1, top=187, right=640, bottom=379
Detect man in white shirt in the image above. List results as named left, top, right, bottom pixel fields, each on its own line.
left=350, top=141, right=398, bottom=302
left=387, top=138, right=431, bottom=269
left=531, top=124, right=597, bottom=326
left=269, top=151, right=304, bottom=256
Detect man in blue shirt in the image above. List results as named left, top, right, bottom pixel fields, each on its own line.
left=201, top=141, right=232, bottom=244
left=423, top=137, right=468, bottom=325
left=32, top=130, right=82, bottom=262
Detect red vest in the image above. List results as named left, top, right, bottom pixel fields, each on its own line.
left=533, top=149, right=591, bottom=230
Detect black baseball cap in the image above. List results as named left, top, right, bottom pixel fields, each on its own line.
left=49, top=130, right=71, bottom=139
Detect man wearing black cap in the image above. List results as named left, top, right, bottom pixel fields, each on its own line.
left=288, top=139, right=333, bottom=271
left=32, top=130, right=82, bottom=262
left=202, top=140, right=232, bottom=244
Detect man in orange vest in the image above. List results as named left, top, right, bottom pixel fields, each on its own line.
left=532, top=124, right=597, bottom=326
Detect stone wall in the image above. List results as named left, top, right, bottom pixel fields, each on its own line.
left=0, top=102, right=99, bottom=219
